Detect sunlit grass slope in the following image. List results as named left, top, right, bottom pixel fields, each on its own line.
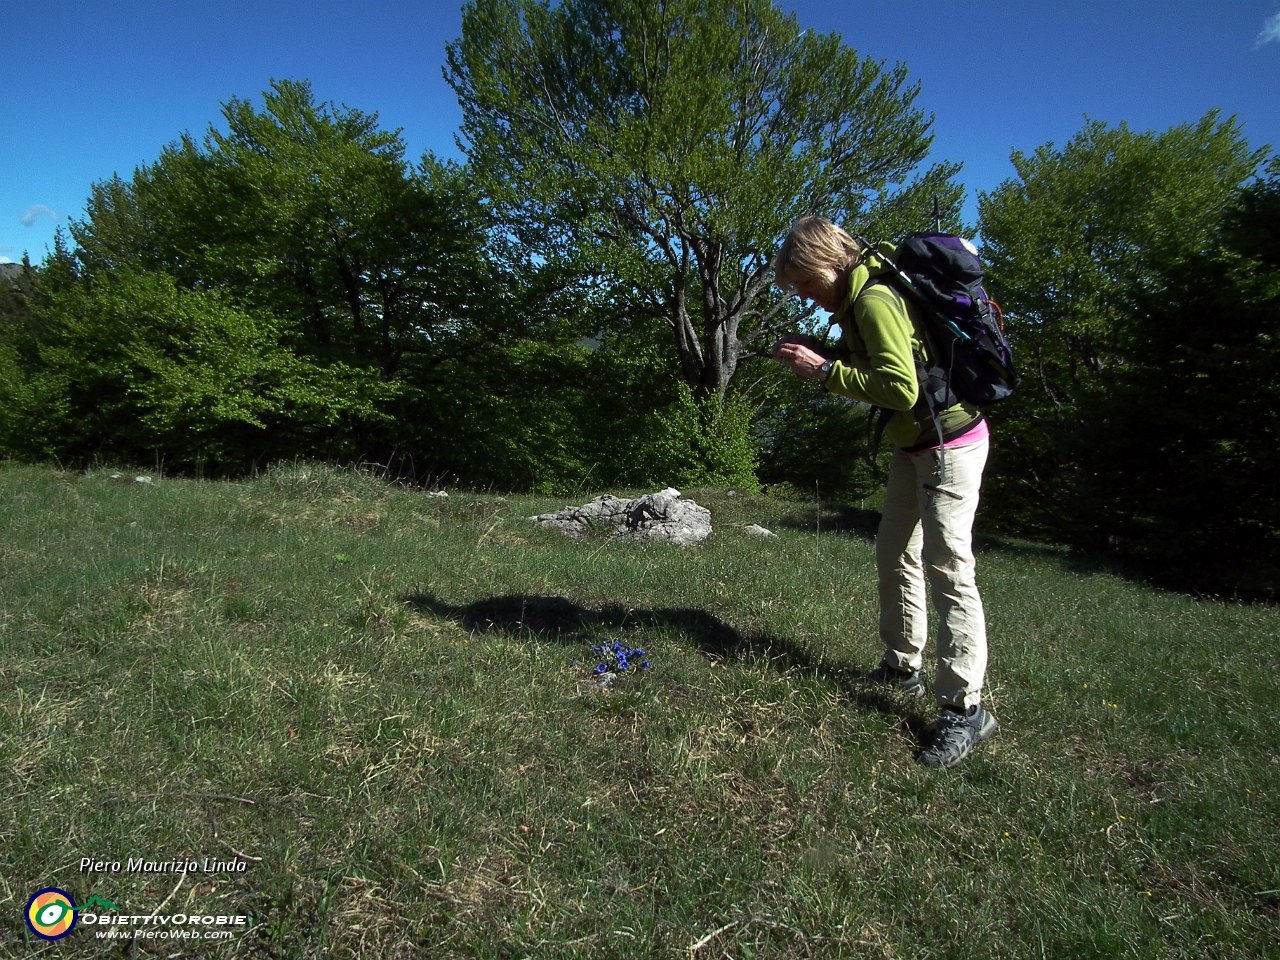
left=0, top=463, right=1276, bottom=958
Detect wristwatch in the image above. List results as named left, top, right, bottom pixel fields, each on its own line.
left=819, top=358, right=835, bottom=380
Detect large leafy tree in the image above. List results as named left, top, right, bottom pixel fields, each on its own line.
left=1074, top=163, right=1280, bottom=596
left=11, top=81, right=620, bottom=484
left=446, top=0, right=961, bottom=401
left=73, top=79, right=495, bottom=380
left=0, top=259, right=38, bottom=452
left=978, top=112, right=1267, bottom=537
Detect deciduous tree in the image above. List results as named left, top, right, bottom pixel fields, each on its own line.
left=1072, top=162, right=1280, bottom=596
left=446, top=0, right=960, bottom=402
left=74, top=80, right=496, bottom=380
left=978, top=112, right=1266, bottom=537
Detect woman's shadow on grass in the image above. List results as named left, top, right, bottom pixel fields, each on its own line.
left=402, top=591, right=935, bottom=742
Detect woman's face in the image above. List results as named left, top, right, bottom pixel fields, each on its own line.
left=792, top=274, right=842, bottom=312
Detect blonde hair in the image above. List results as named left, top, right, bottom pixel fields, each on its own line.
left=773, top=216, right=862, bottom=291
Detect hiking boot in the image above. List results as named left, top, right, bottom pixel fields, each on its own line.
left=866, top=661, right=926, bottom=698
left=919, top=703, right=998, bottom=768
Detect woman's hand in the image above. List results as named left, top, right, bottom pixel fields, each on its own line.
left=773, top=339, right=828, bottom=379
left=772, top=334, right=820, bottom=352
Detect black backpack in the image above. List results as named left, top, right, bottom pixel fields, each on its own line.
left=860, top=231, right=1020, bottom=454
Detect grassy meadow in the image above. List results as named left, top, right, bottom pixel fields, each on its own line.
left=0, top=461, right=1277, bottom=958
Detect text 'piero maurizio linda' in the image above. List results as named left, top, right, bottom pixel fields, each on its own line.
left=80, top=857, right=248, bottom=874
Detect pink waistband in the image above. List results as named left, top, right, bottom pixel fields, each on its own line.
left=908, top=416, right=989, bottom=455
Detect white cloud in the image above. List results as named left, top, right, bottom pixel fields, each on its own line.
left=1256, top=11, right=1280, bottom=48
left=19, top=204, right=58, bottom=227
left=0, top=257, right=16, bottom=264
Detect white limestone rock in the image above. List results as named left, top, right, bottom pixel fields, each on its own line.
left=529, top=488, right=712, bottom=546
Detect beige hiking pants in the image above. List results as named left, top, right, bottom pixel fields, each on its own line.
left=876, top=437, right=989, bottom=710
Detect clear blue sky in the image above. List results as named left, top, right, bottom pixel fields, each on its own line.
left=3, top=0, right=1278, bottom=264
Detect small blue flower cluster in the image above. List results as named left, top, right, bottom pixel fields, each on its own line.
left=591, top=639, right=651, bottom=675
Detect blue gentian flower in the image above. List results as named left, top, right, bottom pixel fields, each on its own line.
left=582, top=638, right=652, bottom=677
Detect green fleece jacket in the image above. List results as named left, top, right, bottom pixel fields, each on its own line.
left=822, top=243, right=980, bottom=449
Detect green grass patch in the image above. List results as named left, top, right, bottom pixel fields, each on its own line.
left=0, top=462, right=1277, bottom=958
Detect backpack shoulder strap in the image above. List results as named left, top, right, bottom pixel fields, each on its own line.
left=855, top=274, right=897, bottom=301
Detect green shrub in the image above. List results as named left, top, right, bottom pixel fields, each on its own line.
left=637, top=384, right=760, bottom=490
left=19, top=271, right=393, bottom=471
